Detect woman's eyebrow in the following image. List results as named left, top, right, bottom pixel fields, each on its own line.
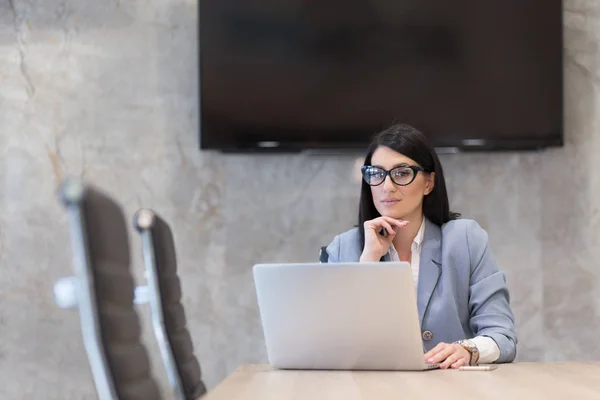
left=371, top=162, right=412, bottom=169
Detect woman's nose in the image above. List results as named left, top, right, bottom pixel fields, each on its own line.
left=383, top=175, right=396, bottom=191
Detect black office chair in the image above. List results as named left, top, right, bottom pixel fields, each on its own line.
left=133, top=209, right=207, bottom=400
left=54, top=179, right=161, bottom=400
left=319, top=246, right=329, bottom=263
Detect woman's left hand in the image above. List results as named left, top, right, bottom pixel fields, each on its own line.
left=424, top=342, right=471, bottom=369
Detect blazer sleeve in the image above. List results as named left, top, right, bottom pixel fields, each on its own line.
left=465, top=220, right=517, bottom=363
left=325, top=234, right=341, bottom=263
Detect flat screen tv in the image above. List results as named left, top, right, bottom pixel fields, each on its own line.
left=199, top=1, right=563, bottom=152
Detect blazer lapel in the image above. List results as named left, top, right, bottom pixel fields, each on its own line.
left=417, top=219, right=442, bottom=325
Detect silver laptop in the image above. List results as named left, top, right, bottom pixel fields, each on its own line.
left=253, top=262, right=438, bottom=371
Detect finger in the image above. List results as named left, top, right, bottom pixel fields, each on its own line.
left=424, top=343, right=447, bottom=361
left=430, top=349, right=453, bottom=365
left=364, top=219, right=386, bottom=231
left=365, top=219, right=397, bottom=237
left=381, top=216, right=409, bottom=228
left=440, top=353, right=460, bottom=369
left=367, top=216, right=407, bottom=232
left=426, top=345, right=453, bottom=364
left=451, top=358, right=468, bottom=369
left=380, top=221, right=396, bottom=236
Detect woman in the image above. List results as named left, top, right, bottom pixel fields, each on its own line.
left=326, top=124, right=517, bottom=369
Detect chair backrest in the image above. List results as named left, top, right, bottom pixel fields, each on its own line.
left=319, top=246, right=329, bottom=263
left=58, top=179, right=161, bottom=400
left=133, top=209, right=207, bottom=400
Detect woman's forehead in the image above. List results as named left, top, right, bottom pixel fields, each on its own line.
left=371, top=146, right=417, bottom=167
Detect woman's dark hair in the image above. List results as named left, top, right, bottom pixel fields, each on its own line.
left=358, top=123, right=460, bottom=249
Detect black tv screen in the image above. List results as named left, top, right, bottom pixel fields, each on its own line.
left=199, top=1, right=563, bottom=152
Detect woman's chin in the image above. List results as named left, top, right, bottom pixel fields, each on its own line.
left=379, top=211, right=407, bottom=220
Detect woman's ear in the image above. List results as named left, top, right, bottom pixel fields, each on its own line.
left=424, top=172, right=435, bottom=195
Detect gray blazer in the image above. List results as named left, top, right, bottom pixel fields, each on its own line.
left=326, top=218, right=517, bottom=363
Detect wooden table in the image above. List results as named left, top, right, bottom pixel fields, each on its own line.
left=202, top=362, right=600, bottom=400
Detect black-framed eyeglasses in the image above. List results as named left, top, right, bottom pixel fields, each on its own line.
left=361, top=165, right=429, bottom=186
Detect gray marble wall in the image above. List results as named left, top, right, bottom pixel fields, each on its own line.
left=1, top=0, right=599, bottom=398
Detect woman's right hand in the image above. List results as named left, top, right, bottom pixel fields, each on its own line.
left=360, top=216, right=409, bottom=262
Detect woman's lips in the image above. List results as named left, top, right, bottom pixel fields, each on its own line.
left=381, top=199, right=401, bottom=205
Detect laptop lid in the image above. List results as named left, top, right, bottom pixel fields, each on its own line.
left=253, top=262, right=430, bottom=370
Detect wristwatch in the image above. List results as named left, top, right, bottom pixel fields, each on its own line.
left=455, top=339, right=480, bottom=366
